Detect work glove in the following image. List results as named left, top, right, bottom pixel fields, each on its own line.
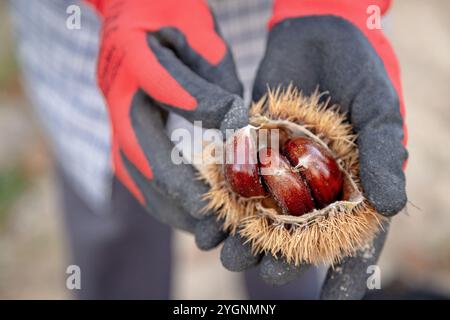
left=220, top=0, right=408, bottom=299
left=85, top=0, right=247, bottom=246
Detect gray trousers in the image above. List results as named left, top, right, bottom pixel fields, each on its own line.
left=59, top=169, right=323, bottom=299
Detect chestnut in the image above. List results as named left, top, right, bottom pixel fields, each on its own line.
left=258, top=147, right=315, bottom=216
left=223, top=127, right=267, bottom=198
left=283, top=136, right=343, bottom=208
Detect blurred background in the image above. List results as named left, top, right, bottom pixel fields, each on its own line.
left=0, top=0, right=449, bottom=299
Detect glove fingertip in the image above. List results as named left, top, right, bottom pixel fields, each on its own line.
left=358, top=128, right=408, bottom=217
left=220, top=234, right=260, bottom=272
left=320, top=220, right=390, bottom=300
left=362, top=171, right=407, bottom=216
left=219, top=97, right=248, bottom=134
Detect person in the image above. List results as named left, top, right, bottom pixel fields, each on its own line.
left=10, top=0, right=407, bottom=299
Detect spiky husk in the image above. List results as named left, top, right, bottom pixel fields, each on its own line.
left=198, top=86, right=384, bottom=266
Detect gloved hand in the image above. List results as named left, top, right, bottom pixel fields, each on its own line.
left=219, top=0, right=408, bottom=299
left=85, top=0, right=247, bottom=246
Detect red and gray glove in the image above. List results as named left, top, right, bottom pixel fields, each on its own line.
left=85, top=0, right=247, bottom=246
left=220, top=0, right=408, bottom=299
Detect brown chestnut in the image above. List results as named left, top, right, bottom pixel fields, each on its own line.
left=283, top=136, right=343, bottom=208
left=258, top=147, right=315, bottom=216
left=224, top=127, right=267, bottom=198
